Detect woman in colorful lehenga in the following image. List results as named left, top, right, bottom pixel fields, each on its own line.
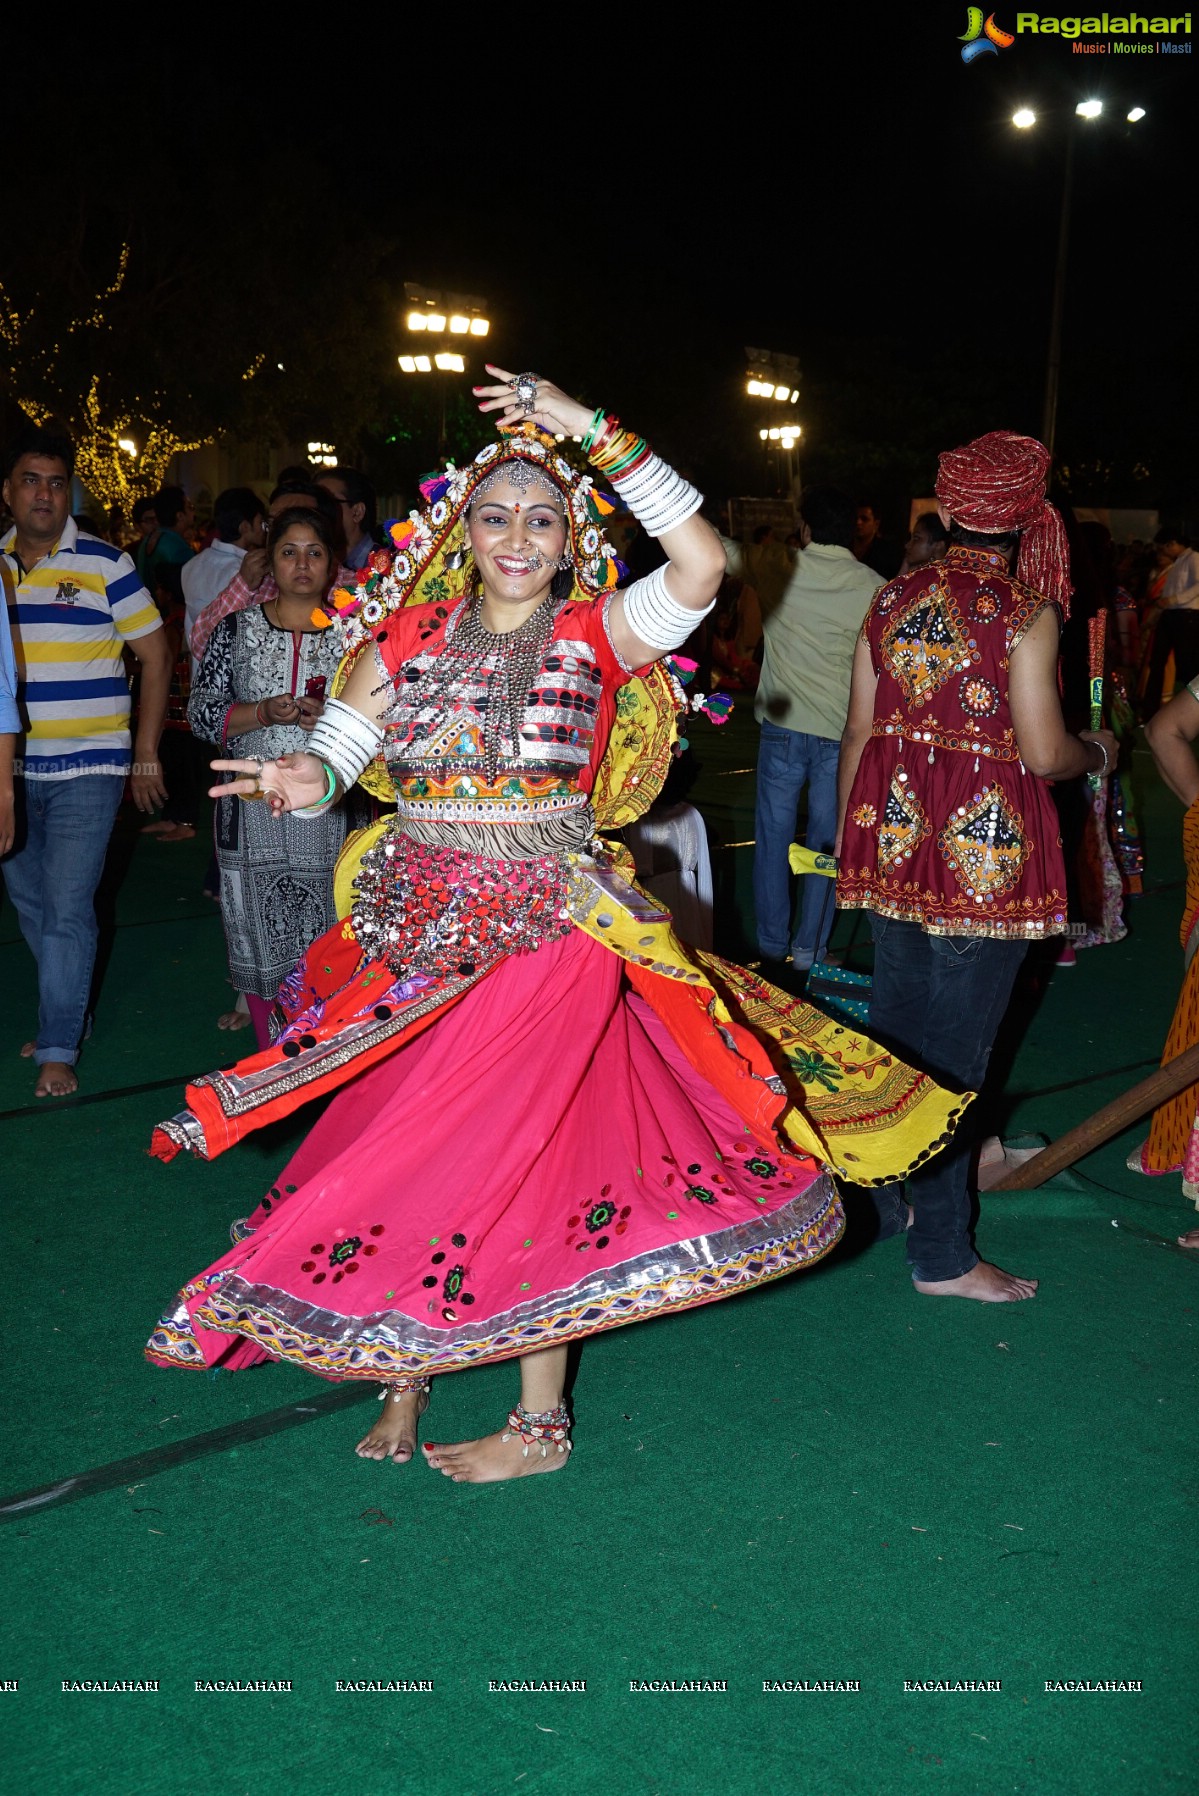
left=1133, top=678, right=1199, bottom=1247
left=146, top=371, right=965, bottom=1482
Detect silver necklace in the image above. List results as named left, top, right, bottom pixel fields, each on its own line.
left=416, top=591, right=564, bottom=782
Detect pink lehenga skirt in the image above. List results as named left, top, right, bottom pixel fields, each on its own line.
left=147, top=928, right=840, bottom=1381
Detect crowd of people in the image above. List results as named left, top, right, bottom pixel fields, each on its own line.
left=2, top=373, right=1198, bottom=1483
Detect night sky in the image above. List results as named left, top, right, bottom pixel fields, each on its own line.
left=5, top=4, right=1194, bottom=513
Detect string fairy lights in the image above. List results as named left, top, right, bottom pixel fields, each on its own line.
left=0, top=242, right=214, bottom=516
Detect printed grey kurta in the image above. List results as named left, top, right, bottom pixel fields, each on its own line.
left=190, top=607, right=347, bottom=998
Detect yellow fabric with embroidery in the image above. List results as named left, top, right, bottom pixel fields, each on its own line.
left=332, top=824, right=967, bottom=1186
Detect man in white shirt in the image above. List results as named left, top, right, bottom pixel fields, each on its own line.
left=181, top=487, right=266, bottom=675
left=1161, top=532, right=1199, bottom=610
left=1146, top=527, right=1199, bottom=713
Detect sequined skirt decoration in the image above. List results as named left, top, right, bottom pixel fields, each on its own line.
left=350, top=828, right=573, bottom=981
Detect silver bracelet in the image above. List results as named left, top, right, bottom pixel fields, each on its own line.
left=611, top=452, right=703, bottom=539
left=305, top=697, right=384, bottom=791
left=1089, top=738, right=1109, bottom=779
left=622, top=563, right=715, bottom=653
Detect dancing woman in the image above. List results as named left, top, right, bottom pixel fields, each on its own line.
left=147, top=370, right=964, bottom=1482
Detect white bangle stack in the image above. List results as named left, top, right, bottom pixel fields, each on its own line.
left=622, top=563, right=715, bottom=654
left=610, top=452, right=704, bottom=539
left=305, top=697, right=384, bottom=791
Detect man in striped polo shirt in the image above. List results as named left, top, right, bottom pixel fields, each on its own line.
left=2, top=427, right=172, bottom=1097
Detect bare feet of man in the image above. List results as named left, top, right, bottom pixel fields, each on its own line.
left=422, top=1430, right=571, bottom=1484
left=34, top=1061, right=79, bottom=1099
left=913, top=1259, right=1038, bottom=1302
left=355, top=1388, right=429, bottom=1464
left=1178, top=1227, right=1199, bottom=1250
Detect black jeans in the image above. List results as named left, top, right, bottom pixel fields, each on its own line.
left=867, top=915, right=1028, bottom=1282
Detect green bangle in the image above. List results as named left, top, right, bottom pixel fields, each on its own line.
left=312, top=762, right=339, bottom=812
left=604, top=436, right=647, bottom=476
left=580, top=407, right=607, bottom=453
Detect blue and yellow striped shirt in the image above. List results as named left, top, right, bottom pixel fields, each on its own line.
left=2, top=517, right=163, bottom=779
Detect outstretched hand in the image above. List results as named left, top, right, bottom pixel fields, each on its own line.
left=473, top=365, right=594, bottom=442
left=209, top=753, right=328, bottom=817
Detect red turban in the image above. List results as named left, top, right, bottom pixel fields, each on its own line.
left=935, top=430, right=1071, bottom=615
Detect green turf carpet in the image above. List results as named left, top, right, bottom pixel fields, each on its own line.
left=1, top=727, right=1195, bottom=1796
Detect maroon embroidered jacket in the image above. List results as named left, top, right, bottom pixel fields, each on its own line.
left=837, top=545, right=1068, bottom=940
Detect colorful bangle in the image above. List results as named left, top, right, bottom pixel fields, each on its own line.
left=588, top=415, right=624, bottom=462
left=255, top=701, right=269, bottom=727
left=590, top=425, right=650, bottom=475
left=605, top=436, right=649, bottom=477
left=294, top=762, right=339, bottom=817
left=580, top=408, right=608, bottom=453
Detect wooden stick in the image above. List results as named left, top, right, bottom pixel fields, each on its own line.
left=989, top=1040, right=1199, bottom=1190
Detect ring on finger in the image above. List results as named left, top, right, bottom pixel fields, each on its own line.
left=515, top=371, right=539, bottom=415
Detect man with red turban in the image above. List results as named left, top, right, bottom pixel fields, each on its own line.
left=834, top=431, right=1114, bottom=1302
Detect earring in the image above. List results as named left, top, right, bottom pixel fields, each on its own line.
left=555, top=551, right=575, bottom=571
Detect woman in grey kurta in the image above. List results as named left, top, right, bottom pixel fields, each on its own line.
left=189, top=507, right=347, bottom=1046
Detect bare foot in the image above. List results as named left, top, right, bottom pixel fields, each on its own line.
left=19, top=1040, right=35, bottom=1059
left=217, top=1008, right=252, bottom=1031
left=355, top=1387, right=429, bottom=1464
left=35, top=1061, right=79, bottom=1099
left=422, top=1429, right=571, bottom=1484
left=914, top=1259, right=1037, bottom=1302
left=140, top=818, right=173, bottom=834
left=158, top=823, right=196, bottom=842
left=1178, top=1228, right=1199, bottom=1249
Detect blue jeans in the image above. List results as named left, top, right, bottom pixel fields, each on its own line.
left=1, top=774, right=125, bottom=1065
left=753, top=720, right=840, bottom=967
left=867, top=915, right=1028, bottom=1282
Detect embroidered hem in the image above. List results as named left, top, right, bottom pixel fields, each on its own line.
left=837, top=889, right=1067, bottom=941
left=145, top=1177, right=843, bottom=1377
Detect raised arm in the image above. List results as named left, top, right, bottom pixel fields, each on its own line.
left=474, top=367, right=725, bottom=669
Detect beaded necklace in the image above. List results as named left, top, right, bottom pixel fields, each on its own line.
left=405, top=589, right=566, bottom=783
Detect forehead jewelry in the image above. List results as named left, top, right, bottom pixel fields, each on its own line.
left=471, top=460, right=564, bottom=513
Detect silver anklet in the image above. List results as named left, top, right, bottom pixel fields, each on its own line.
left=501, top=1402, right=572, bottom=1459
left=377, top=1377, right=431, bottom=1402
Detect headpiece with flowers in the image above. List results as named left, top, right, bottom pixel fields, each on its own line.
left=314, top=424, right=625, bottom=657
left=315, top=423, right=729, bottom=822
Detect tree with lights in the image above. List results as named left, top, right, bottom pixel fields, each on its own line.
left=0, top=244, right=214, bottom=519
